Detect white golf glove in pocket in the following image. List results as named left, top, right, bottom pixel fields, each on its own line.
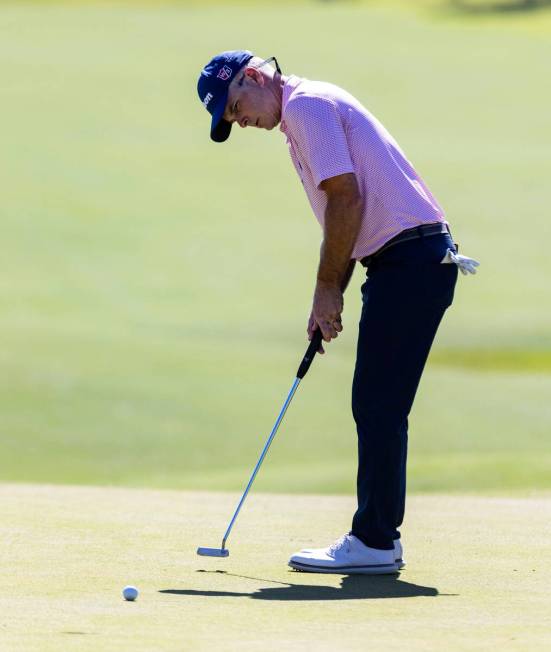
left=441, top=248, right=480, bottom=275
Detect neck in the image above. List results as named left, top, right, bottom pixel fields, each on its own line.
left=270, top=73, right=289, bottom=105
left=261, top=71, right=290, bottom=128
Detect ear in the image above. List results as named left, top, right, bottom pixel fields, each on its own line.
left=244, top=66, right=265, bottom=87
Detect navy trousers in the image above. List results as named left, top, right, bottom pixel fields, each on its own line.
left=350, top=233, right=458, bottom=550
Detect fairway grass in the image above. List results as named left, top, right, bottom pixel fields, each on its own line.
left=1, top=484, right=550, bottom=651
left=1, top=2, right=550, bottom=492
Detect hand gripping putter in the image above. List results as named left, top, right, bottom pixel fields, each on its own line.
left=197, top=330, right=324, bottom=558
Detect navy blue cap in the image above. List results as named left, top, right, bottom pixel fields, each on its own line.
left=197, top=50, right=254, bottom=143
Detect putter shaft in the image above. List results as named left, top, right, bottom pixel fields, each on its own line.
left=197, top=331, right=323, bottom=557
left=221, top=377, right=301, bottom=549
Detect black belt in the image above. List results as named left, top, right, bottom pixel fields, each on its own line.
left=360, top=222, right=451, bottom=268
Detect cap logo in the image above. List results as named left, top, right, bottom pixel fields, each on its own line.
left=217, top=65, right=232, bottom=81
left=203, top=92, right=213, bottom=108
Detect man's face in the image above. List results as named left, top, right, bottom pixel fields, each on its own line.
left=223, top=67, right=281, bottom=131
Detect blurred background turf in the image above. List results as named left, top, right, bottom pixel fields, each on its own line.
left=1, top=0, right=550, bottom=493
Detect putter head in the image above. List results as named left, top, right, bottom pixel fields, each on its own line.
left=197, top=547, right=229, bottom=558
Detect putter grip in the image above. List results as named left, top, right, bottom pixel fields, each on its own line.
left=296, top=330, right=324, bottom=379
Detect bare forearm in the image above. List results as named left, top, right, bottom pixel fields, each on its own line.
left=309, top=172, right=361, bottom=344
left=317, top=195, right=362, bottom=289
left=340, top=259, right=356, bottom=293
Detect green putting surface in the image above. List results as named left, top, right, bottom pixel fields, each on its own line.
left=1, top=484, right=550, bottom=651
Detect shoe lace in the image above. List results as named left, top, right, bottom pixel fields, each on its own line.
left=328, top=534, right=352, bottom=556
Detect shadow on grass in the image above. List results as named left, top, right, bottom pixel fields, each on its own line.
left=160, top=571, right=452, bottom=601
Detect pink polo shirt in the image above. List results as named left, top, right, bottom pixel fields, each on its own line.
left=279, top=75, right=446, bottom=259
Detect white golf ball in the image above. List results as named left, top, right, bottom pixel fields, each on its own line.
left=122, top=585, right=139, bottom=601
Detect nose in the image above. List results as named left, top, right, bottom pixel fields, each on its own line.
left=239, top=117, right=249, bottom=128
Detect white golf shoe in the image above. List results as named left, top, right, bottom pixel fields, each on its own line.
left=394, top=538, right=406, bottom=570
left=289, top=534, right=399, bottom=574
left=299, top=537, right=405, bottom=570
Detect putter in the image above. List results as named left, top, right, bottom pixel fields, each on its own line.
left=197, top=329, right=324, bottom=558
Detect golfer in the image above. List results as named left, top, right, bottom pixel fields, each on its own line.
left=197, top=51, right=478, bottom=574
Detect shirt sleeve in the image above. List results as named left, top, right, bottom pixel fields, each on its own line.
left=284, top=94, right=355, bottom=188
